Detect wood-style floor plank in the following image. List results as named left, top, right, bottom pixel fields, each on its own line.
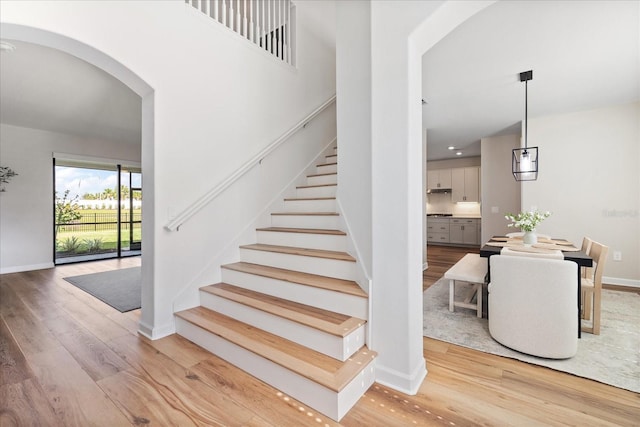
left=0, top=254, right=638, bottom=426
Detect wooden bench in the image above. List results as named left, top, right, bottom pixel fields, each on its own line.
left=444, top=253, right=487, bottom=318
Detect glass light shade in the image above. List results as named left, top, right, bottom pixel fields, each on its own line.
left=512, top=147, right=538, bottom=181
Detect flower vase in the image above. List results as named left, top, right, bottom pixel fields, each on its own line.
left=523, top=230, right=537, bottom=246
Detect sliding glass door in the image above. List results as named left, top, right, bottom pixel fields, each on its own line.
left=54, top=159, right=141, bottom=264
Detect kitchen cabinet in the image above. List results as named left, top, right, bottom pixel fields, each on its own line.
left=449, top=218, right=479, bottom=245
left=426, top=218, right=450, bottom=243
left=452, top=167, right=480, bottom=203
left=427, top=169, right=452, bottom=190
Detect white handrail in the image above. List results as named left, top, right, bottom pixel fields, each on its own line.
left=165, top=94, right=336, bottom=232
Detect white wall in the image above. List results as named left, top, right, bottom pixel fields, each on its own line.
left=0, top=0, right=337, bottom=337
left=480, top=134, right=521, bottom=243
left=0, top=124, right=140, bottom=273
left=522, top=103, right=640, bottom=285
left=366, top=0, right=492, bottom=394
left=336, top=1, right=372, bottom=277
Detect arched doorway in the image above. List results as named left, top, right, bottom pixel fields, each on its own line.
left=1, top=23, right=155, bottom=334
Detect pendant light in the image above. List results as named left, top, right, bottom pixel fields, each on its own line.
left=512, top=70, right=538, bottom=181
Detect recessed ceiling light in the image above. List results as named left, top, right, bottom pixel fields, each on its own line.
left=448, top=146, right=455, bottom=150
left=456, top=151, right=462, bottom=156
left=0, top=41, right=16, bottom=53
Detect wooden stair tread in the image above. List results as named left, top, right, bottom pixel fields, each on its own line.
left=256, top=227, right=346, bottom=236
left=222, top=262, right=367, bottom=297
left=296, top=184, right=337, bottom=189
left=175, top=307, right=376, bottom=392
left=317, top=162, right=337, bottom=167
left=202, top=283, right=365, bottom=337
left=284, top=197, right=336, bottom=201
left=240, top=244, right=355, bottom=262
left=307, top=172, right=337, bottom=178
left=271, top=212, right=339, bottom=216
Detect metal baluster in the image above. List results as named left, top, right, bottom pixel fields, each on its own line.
left=221, top=0, right=226, bottom=26
left=203, top=0, right=209, bottom=17
left=266, top=0, right=271, bottom=53
left=213, top=0, right=218, bottom=21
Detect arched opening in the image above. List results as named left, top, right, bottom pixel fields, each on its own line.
left=1, top=23, right=155, bottom=334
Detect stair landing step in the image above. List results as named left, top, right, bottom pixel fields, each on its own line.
left=256, top=227, right=346, bottom=236
left=175, top=307, right=376, bottom=392
left=240, top=244, right=355, bottom=262
left=222, top=262, right=367, bottom=297
left=201, top=283, right=365, bottom=337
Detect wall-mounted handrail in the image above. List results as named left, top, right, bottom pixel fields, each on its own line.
left=165, top=94, right=336, bottom=232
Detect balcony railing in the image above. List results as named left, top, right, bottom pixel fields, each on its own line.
left=186, top=0, right=295, bottom=66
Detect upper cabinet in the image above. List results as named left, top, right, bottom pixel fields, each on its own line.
left=452, top=167, right=480, bottom=203
left=427, top=168, right=452, bottom=190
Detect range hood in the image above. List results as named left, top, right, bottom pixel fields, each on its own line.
left=427, top=188, right=451, bottom=194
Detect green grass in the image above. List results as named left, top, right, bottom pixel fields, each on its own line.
left=56, top=228, right=141, bottom=253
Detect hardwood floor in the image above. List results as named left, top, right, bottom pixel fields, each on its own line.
left=1, top=255, right=638, bottom=426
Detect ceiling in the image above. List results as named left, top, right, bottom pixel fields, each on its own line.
left=422, top=0, right=639, bottom=160
left=0, top=1, right=638, bottom=159
left=0, top=40, right=141, bottom=145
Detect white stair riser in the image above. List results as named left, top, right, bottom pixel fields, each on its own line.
left=307, top=174, right=337, bottom=186
left=176, top=318, right=374, bottom=421
left=283, top=199, right=337, bottom=212
left=326, top=154, right=337, bottom=163
left=239, top=248, right=356, bottom=281
left=296, top=185, right=337, bottom=198
left=271, top=215, right=339, bottom=230
left=221, top=268, right=368, bottom=319
left=317, top=164, right=337, bottom=174
left=199, top=292, right=365, bottom=361
left=333, top=147, right=337, bottom=155
left=257, top=230, right=347, bottom=252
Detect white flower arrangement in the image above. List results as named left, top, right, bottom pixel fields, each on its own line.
left=505, top=210, right=551, bottom=232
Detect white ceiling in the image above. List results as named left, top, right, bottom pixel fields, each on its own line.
left=422, top=0, right=640, bottom=160
left=0, top=40, right=141, bottom=145
left=0, top=1, right=638, bottom=159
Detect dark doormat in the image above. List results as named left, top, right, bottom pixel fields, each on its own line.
left=64, top=267, right=141, bottom=313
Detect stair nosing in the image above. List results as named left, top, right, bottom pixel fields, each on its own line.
left=296, top=184, right=337, bottom=189
left=271, top=212, right=339, bottom=216
left=307, top=172, right=337, bottom=178
left=175, top=307, right=376, bottom=392
left=239, top=244, right=355, bottom=263
left=256, top=227, right=346, bottom=236
left=284, top=197, right=336, bottom=201
left=317, top=162, right=337, bottom=167
left=201, top=283, right=365, bottom=337
left=222, top=262, right=367, bottom=298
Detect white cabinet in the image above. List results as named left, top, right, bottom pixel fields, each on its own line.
left=427, top=169, right=452, bottom=190
left=426, top=218, right=450, bottom=243
left=449, top=218, right=479, bottom=245
left=451, top=167, right=479, bottom=203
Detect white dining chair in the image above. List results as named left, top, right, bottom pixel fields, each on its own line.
left=488, top=255, right=578, bottom=359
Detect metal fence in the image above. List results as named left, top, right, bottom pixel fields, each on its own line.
left=56, top=212, right=142, bottom=232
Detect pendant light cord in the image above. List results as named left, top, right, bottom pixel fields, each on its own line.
left=524, top=79, right=528, bottom=152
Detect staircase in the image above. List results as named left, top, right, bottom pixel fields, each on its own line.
left=174, top=146, right=376, bottom=421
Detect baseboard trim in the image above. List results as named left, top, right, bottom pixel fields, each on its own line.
left=603, top=276, right=640, bottom=288
left=0, top=262, right=54, bottom=274
left=138, top=320, right=175, bottom=340
left=374, top=357, right=427, bottom=395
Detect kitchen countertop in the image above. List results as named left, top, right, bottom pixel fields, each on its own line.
left=427, top=214, right=481, bottom=219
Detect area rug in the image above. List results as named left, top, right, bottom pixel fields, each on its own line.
left=64, top=267, right=141, bottom=312
left=423, top=277, right=640, bottom=393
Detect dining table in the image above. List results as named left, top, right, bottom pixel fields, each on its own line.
left=480, top=236, right=593, bottom=338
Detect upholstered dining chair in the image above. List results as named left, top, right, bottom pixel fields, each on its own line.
left=488, top=255, right=578, bottom=359
left=581, top=240, right=609, bottom=335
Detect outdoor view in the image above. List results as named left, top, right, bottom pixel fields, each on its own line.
left=54, top=163, right=141, bottom=263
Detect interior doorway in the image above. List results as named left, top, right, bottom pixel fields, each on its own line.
left=54, top=160, right=142, bottom=264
